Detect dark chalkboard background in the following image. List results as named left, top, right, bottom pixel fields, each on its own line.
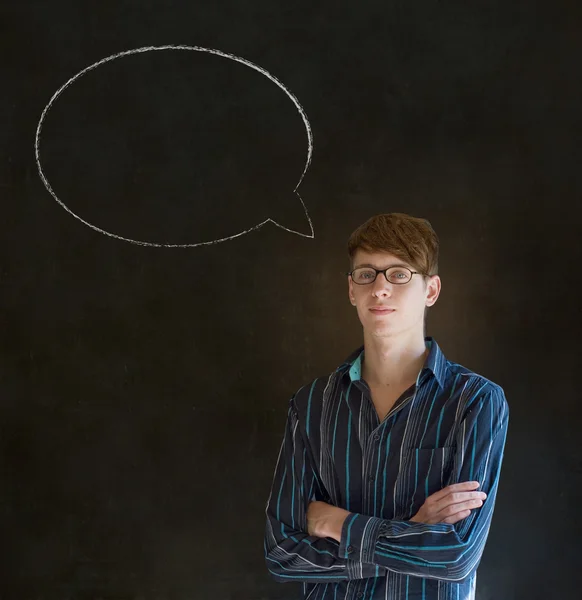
left=1, top=1, right=581, bottom=599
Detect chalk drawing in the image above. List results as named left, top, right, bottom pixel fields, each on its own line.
left=34, top=45, right=314, bottom=247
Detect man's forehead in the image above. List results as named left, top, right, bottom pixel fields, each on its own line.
left=352, top=250, right=411, bottom=268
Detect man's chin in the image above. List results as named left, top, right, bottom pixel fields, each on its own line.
left=365, top=326, right=395, bottom=338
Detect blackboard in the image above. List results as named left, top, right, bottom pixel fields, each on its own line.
left=1, top=1, right=581, bottom=599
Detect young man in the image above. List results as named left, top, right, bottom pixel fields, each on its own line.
left=264, top=213, right=509, bottom=599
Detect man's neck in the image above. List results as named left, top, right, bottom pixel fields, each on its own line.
left=361, top=331, right=428, bottom=388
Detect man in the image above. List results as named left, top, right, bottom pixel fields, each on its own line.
left=264, top=213, right=509, bottom=599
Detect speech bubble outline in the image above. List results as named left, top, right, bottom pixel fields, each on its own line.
left=34, top=45, right=315, bottom=247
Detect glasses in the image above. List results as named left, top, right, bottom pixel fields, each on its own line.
left=346, top=266, right=423, bottom=285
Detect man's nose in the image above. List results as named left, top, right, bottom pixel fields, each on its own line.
left=372, top=273, right=393, bottom=295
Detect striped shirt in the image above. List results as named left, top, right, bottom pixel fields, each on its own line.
left=264, top=337, right=509, bottom=599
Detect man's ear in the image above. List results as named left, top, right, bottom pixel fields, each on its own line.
left=425, top=275, right=441, bottom=307
left=348, top=277, right=356, bottom=305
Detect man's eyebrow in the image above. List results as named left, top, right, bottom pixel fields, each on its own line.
left=353, top=262, right=412, bottom=270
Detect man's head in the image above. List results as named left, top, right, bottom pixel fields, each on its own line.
left=347, top=213, right=441, bottom=339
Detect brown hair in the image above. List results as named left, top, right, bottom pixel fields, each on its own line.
left=347, top=213, right=439, bottom=279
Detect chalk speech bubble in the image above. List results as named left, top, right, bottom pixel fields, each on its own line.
left=34, top=45, right=314, bottom=247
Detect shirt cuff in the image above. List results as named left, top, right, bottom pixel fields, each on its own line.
left=339, top=513, right=385, bottom=564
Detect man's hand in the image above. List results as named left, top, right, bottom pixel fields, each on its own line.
left=410, top=481, right=487, bottom=525
left=307, top=501, right=351, bottom=542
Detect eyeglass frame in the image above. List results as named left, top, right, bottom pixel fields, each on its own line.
left=345, top=265, right=426, bottom=285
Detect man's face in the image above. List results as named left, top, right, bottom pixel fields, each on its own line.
left=348, top=250, right=441, bottom=339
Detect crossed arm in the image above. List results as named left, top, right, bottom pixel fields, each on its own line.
left=264, top=386, right=509, bottom=584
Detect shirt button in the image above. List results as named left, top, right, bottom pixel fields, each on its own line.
left=356, top=593, right=364, bottom=599
left=347, top=545, right=354, bottom=554
left=368, top=475, right=375, bottom=481
left=373, top=434, right=380, bottom=441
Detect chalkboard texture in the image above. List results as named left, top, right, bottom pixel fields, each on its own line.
left=1, top=1, right=581, bottom=599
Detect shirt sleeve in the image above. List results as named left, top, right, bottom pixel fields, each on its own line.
left=337, top=384, right=509, bottom=583
left=265, top=397, right=389, bottom=583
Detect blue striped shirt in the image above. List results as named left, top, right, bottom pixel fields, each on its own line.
left=264, top=337, right=509, bottom=599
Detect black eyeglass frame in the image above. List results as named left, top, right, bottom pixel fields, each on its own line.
left=345, top=266, right=426, bottom=285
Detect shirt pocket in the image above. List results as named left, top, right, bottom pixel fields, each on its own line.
left=393, top=446, right=456, bottom=519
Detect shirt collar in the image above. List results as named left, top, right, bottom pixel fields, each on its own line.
left=342, top=336, right=447, bottom=389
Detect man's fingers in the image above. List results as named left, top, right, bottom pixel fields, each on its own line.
left=410, top=482, right=488, bottom=526
left=432, top=499, right=484, bottom=525
left=440, top=509, right=472, bottom=525
left=427, top=481, right=481, bottom=503
left=437, top=498, right=484, bottom=520
left=432, top=491, right=487, bottom=512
